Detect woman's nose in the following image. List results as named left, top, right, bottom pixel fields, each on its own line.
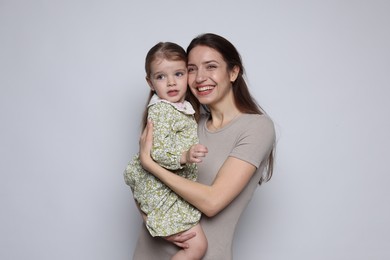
left=195, top=69, right=206, bottom=82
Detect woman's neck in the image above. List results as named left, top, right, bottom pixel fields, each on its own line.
left=208, top=97, right=241, bottom=131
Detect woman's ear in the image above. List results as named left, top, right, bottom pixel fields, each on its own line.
left=146, top=77, right=154, bottom=91
left=230, top=66, right=240, bottom=82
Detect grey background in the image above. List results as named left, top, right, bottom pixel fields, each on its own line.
left=1, top=0, right=389, bottom=259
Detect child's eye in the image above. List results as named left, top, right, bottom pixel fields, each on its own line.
left=175, top=72, right=184, bottom=77
left=156, top=74, right=165, bottom=80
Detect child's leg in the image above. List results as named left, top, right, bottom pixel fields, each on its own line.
left=171, top=223, right=207, bottom=260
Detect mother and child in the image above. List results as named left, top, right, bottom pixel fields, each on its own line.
left=124, top=33, right=276, bottom=260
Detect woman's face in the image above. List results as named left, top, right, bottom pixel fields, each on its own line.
left=187, top=46, right=238, bottom=106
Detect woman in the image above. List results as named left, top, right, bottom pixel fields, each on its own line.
left=134, top=33, right=276, bottom=260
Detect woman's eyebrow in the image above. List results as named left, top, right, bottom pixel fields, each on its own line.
left=203, top=60, right=218, bottom=64
left=188, top=60, right=219, bottom=66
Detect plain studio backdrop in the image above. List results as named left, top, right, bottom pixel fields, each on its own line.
left=1, top=0, right=389, bottom=259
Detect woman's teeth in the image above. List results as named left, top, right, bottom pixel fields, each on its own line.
left=198, top=86, right=213, bottom=92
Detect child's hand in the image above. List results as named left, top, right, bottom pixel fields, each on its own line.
left=185, top=144, right=208, bottom=164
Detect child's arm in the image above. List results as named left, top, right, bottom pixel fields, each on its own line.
left=148, top=103, right=197, bottom=170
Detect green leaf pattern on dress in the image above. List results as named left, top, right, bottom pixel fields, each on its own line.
left=124, top=101, right=201, bottom=237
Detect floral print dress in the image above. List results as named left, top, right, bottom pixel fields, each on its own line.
left=124, top=94, right=201, bottom=237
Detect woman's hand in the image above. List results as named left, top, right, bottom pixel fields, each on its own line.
left=139, top=120, right=155, bottom=171
left=163, top=231, right=196, bottom=249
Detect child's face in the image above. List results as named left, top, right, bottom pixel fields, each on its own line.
left=147, top=58, right=188, bottom=103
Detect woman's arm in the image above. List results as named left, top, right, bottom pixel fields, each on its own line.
left=140, top=120, right=257, bottom=217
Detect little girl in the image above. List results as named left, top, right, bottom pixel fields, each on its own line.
left=124, top=42, right=208, bottom=260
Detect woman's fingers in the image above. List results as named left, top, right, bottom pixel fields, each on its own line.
left=139, top=120, right=154, bottom=169
left=164, top=231, right=196, bottom=249
left=146, top=120, right=153, bottom=141
left=140, top=120, right=152, bottom=142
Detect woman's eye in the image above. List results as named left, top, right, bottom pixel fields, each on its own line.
left=207, top=64, right=217, bottom=69
left=188, top=66, right=196, bottom=73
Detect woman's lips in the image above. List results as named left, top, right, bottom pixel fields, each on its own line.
left=195, top=85, right=214, bottom=96
left=197, top=86, right=214, bottom=92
